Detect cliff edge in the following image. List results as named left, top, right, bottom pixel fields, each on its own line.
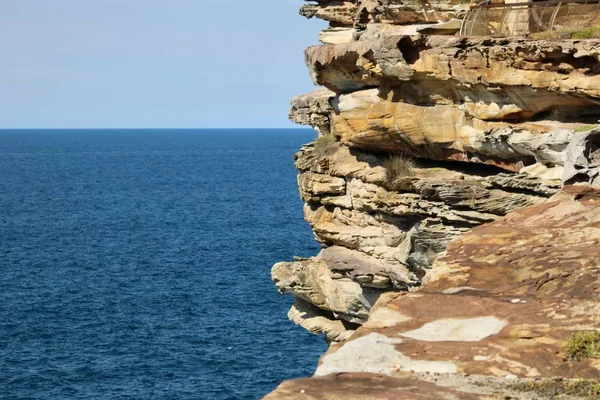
left=268, top=1, right=600, bottom=398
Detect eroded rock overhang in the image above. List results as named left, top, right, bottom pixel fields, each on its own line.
left=270, top=0, right=600, bottom=362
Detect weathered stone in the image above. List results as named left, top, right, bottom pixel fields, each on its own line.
left=277, top=138, right=561, bottom=342
left=269, top=190, right=600, bottom=397
left=305, top=37, right=414, bottom=92
left=270, top=1, right=600, bottom=397
left=289, top=90, right=335, bottom=136
left=345, top=177, right=500, bottom=225
left=299, top=36, right=600, bottom=172
left=362, top=0, right=472, bottom=25
left=563, top=128, right=600, bottom=188
left=488, top=173, right=561, bottom=197
left=288, top=299, right=355, bottom=343
left=416, top=19, right=462, bottom=35
left=272, top=258, right=386, bottom=325
left=294, top=144, right=387, bottom=184
left=297, top=144, right=556, bottom=212
left=330, top=88, right=585, bottom=171
left=306, top=36, right=600, bottom=98
left=300, top=1, right=357, bottom=26
left=319, top=27, right=355, bottom=45
left=264, top=373, right=489, bottom=400
left=321, top=288, right=600, bottom=378
left=298, top=172, right=346, bottom=202
left=321, top=245, right=412, bottom=288
left=265, top=371, right=599, bottom=399
left=298, top=0, right=474, bottom=30
left=316, top=332, right=458, bottom=376
left=423, top=186, right=600, bottom=296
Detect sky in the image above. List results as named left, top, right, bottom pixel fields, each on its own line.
left=0, top=0, right=325, bottom=129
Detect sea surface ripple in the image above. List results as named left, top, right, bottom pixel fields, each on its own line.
left=0, top=129, right=326, bottom=399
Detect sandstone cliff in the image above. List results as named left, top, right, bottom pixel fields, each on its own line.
left=269, top=1, right=600, bottom=398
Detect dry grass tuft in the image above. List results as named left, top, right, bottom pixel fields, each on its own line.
left=384, top=153, right=416, bottom=189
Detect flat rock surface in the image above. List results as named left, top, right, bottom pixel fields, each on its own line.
left=425, top=186, right=600, bottom=298
left=264, top=373, right=486, bottom=400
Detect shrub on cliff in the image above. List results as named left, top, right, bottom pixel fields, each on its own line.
left=564, top=330, right=600, bottom=361
left=530, top=26, right=600, bottom=40
left=511, top=378, right=600, bottom=398
left=570, top=27, right=600, bottom=39
left=384, top=153, right=416, bottom=190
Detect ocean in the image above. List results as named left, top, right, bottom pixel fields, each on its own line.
left=0, top=129, right=326, bottom=399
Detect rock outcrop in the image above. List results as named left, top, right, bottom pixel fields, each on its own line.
left=269, top=187, right=600, bottom=399
left=564, top=129, right=600, bottom=188
left=268, top=0, right=600, bottom=398
left=272, top=140, right=566, bottom=341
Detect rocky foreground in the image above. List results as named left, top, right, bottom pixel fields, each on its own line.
left=268, top=1, right=600, bottom=398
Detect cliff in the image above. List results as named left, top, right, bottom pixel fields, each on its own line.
left=268, top=1, right=600, bottom=398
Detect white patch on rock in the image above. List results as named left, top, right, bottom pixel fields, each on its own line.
left=520, top=162, right=564, bottom=180
left=400, top=317, right=508, bottom=342
left=442, top=286, right=479, bottom=294
left=319, top=28, right=354, bottom=45
left=314, top=333, right=457, bottom=376
left=363, top=307, right=411, bottom=329
left=335, top=89, right=380, bottom=112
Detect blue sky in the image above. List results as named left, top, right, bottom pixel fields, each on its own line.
left=0, top=1, right=324, bottom=128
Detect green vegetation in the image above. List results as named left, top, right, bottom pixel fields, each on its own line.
left=511, top=378, right=600, bottom=398
left=384, top=153, right=416, bottom=189
left=312, top=134, right=338, bottom=157
left=509, top=332, right=600, bottom=397
left=574, top=124, right=598, bottom=132
left=564, top=330, right=600, bottom=361
left=570, top=26, right=600, bottom=39
left=529, top=26, right=600, bottom=40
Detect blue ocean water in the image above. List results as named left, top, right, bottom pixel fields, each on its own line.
left=0, top=129, right=326, bottom=400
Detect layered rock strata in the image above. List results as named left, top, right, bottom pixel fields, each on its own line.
left=277, top=35, right=600, bottom=343
left=269, top=0, right=600, bottom=398
left=268, top=187, right=600, bottom=399
left=273, top=141, right=564, bottom=342
left=302, top=0, right=472, bottom=43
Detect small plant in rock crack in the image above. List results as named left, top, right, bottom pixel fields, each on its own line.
left=384, top=153, right=416, bottom=190
left=564, top=330, right=600, bottom=361
left=574, top=124, right=598, bottom=133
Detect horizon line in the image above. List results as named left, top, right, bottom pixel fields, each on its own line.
left=0, top=127, right=313, bottom=131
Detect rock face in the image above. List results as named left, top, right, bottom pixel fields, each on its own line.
left=272, top=141, right=564, bottom=342
left=300, top=0, right=472, bottom=35
left=268, top=1, right=600, bottom=398
left=269, top=188, right=600, bottom=399
left=305, top=35, right=600, bottom=173
left=563, top=128, right=600, bottom=188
